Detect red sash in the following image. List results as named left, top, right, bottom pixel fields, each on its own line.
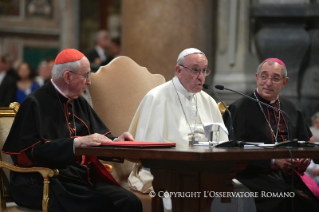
left=81, top=155, right=121, bottom=187
left=294, top=170, right=319, bottom=199
left=271, top=165, right=319, bottom=199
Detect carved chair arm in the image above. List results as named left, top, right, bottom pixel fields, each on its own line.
left=0, top=161, right=59, bottom=212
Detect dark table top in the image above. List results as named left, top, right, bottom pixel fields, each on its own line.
left=75, top=145, right=319, bottom=161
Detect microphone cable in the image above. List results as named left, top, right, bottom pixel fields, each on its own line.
left=286, top=147, right=294, bottom=212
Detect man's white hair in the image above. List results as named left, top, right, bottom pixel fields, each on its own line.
left=51, top=59, right=81, bottom=80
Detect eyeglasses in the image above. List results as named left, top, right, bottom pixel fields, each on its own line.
left=69, top=71, right=91, bottom=80
left=258, top=75, right=284, bottom=83
left=179, top=64, right=211, bottom=76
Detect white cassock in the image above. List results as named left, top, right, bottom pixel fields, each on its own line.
left=128, top=76, right=228, bottom=193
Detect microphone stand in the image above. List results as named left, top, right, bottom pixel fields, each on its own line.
left=203, top=84, right=237, bottom=147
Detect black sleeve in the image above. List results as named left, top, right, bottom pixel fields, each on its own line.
left=25, top=138, right=76, bottom=168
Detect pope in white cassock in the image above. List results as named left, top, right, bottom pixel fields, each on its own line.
left=128, top=48, right=256, bottom=212
left=128, top=48, right=228, bottom=192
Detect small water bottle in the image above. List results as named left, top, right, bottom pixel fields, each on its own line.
left=209, top=125, right=220, bottom=146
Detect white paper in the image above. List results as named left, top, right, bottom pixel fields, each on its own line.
left=203, top=122, right=229, bottom=139
left=243, top=143, right=275, bottom=148
left=193, top=142, right=210, bottom=146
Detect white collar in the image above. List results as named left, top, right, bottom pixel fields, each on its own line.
left=51, top=79, right=71, bottom=100
left=173, top=76, right=196, bottom=99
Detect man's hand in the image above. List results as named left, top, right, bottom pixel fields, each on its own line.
left=114, top=132, right=135, bottom=141
left=114, top=132, right=138, bottom=162
left=274, top=158, right=311, bottom=172
left=274, top=158, right=300, bottom=170
left=296, top=158, right=311, bottom=172
left=74, top=133, right=112, bottom=147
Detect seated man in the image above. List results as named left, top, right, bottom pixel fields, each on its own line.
left=2, top=49, right=142, bottom=212
left=128, top=48, right=253, bottom=211
left=129, top=48, right=228, bottom=147
left=223, top=58, right=319, bottom=212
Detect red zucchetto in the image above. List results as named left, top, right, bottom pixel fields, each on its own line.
left=263, top=58, right=286, bottom=68
left=55, top=48, right=84, bottom=64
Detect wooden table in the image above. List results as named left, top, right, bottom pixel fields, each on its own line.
left=75, top=145, right=319, bottom=212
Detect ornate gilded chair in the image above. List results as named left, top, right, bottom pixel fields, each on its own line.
left=0, top=103, right=59, bottom=212
left=86, top=56, right=166, bottom=212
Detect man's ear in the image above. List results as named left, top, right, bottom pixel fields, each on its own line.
left=175, top=65, right=182, bottom=78
left=282, top=77, right=289, bottom=87
left=63, top=71, right=71, bottom=84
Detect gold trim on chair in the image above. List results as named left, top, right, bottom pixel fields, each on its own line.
left=217, top=101, right=228, bottom=115
left=0, top=102, right=19, bottom=117
left=0, top=161, right=59, bottom=212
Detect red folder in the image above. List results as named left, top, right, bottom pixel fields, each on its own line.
left=100, top=141, right=176, bottom=148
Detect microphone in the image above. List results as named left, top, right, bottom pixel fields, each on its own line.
left=215, top=84, right=294, bottom=146
left=203, top=84, right=237, bottom=147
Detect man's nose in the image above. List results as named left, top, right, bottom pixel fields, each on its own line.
left=86, top=78, right=92, bottom=85
left=265, top=78, right=273, bottom=85
left=197, top=71, right=205, bottom=80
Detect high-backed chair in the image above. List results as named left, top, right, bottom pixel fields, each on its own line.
left=0, top=103, right=59, bottom=212
left=86, top=56, right=166, bottom=212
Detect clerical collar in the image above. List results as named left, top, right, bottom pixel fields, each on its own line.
left=172, top=76, right=196, bottom=99
left=255, top=88, right=278, bottom=104
left=51, top=79, right=71, bottom=101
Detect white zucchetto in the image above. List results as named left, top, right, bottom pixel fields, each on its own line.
left=177, top=48, right=205, bottom=62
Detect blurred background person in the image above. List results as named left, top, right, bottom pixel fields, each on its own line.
left=35, top=60, right=47, bottom=87
left=15, top=61, right=40, bottom=104
left=310, top=112, right=319, bottom=142
left=305, top=112, right=319, bottom=185
left=38, top=57, right=54, bottom=84
left=85, top=30, right=113, bottom=72
left=306, top=160, right=319, bottom=186
left=0, top=54, right=17, bottom=107
left=3, top=54, right=18, bottom=80
left=109, top=37, right=121, bottom=58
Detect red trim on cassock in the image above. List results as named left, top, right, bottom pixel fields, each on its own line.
left=2, top=140, right=42, bottom=155
left=65, top=102, right=74, bottom=137
left=82, top=164, right=94, bottom=187
left=74, top=114, right=91, bottom=135
left=103, top=131, right=112, bottom=136
left=17, top=151, right=36, bottom=166
left=266, top=107, right=275, bottom=144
